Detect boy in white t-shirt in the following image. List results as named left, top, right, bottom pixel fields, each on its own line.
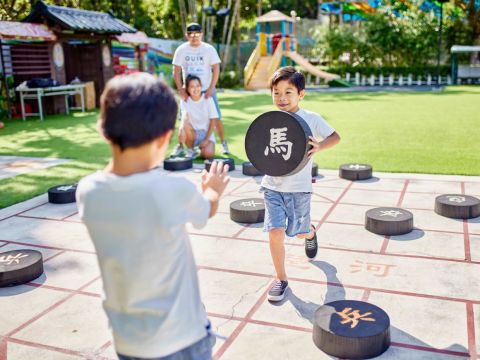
left=262, top=67, right=341, bottom=302
left=171, top=75, right=218, bottom=159
left=76, top=73, right=230, bottom=360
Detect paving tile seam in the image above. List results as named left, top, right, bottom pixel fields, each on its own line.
left=6, top=276, right=101, bottom=338
left=323, top=220, right=478, bottom=236
left=213, top=272, right=273, bottom=335
left=379, top=179, right=410, bottom=255
left=61, top=211, right=80, bottom=221
left=223, top=177, right=254, bottom=197
left=466, top=302, right=478, bottom=359
left=0, top=201, right=49, bottom=223
left=314, top=182, right=355, bottom=231
left=0, top=336, right=114, bottom=360
left=464, top=221, right=472, bottom=262
left=0, top=320, right=472, bottom=360
left=15, top=214, right=78, bottom=223
left=0, top=239, right=96, bottom=255
left=0, top=337, right=6, bottom=360
left=24, top=282, right=101, bottom=298
left=231, top=223, right=252, bottom=238
left=197, top=265, right=480, bottom=304
left=361, top=289, right=371, bottom=301
left=213, top=286, right=270, bottom=360
left=94, top=341, right=113, bottom=357
left=42, top=250, right=66, bottom=262
left=461, top=183, right=473, bottom=263
left=390, top=342, right=470, bottom=358
left=190, top=232, right=480, bottom=265
left=312, top=193, right=335, bottom=203
left=206, top=312, right=472, bottom=358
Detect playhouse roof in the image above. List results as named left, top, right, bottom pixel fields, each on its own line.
left=116, top=31, right=149, bottom=45
left=257, top=10, right=293, bottom=23
left=0, top=21, right=56, bottom=41
left=24, top=0, right=136, bottom=34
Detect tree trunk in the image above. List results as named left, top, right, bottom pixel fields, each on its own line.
left=236, top=1, right=241, bottom=79
left=223, top=0, right=240, bottom=66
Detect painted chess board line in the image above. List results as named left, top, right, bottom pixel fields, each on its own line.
left=188, top=230, right=480, bottom=265
left=379, top=179, right=410, bottom=254
left=0, top=201, right=49, bottom=223
left=5, top=276, right=101, bottom=338
left=197, top=265, right=480, bottom=305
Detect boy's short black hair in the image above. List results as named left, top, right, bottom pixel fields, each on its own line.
left=270, top=66, right=305, bottom=93
left=185, top=74, right=202, bottom=96
left=100, top=73, right=177, bottom=151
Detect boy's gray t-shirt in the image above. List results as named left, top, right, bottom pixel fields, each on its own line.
left=261, top=108, right=335, bottom=193
left=77, top=170, right=210, bottom=358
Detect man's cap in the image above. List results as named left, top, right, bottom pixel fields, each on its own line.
left=186, top=23, right=202, bottom=32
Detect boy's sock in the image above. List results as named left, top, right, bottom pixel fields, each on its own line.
left=305, top=225, right=318, bottom=259
left=267, top=280, right=288, bottom=302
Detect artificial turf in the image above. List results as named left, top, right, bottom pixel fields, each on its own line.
left=0, top=86, right=479, bottom=209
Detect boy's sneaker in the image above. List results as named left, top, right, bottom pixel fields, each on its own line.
left=170, top=144, right=184, bottom=157
left=267, top=280, right=288, bottom=302
left=305, top=225, right=318, bottom=259
left=221, top=141, right=230, bottom=154
left=185, top=148, right=199, bottom=159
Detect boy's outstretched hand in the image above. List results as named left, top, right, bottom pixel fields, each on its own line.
left=201, top=161, right=230, bottom=217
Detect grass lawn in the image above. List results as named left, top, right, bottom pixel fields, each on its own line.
left=0, top=86, right=479, bottom=209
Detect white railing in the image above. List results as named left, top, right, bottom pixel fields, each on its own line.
left=303, top=72, right=480, bottom=86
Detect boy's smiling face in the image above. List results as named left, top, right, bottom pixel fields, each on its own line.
left=272, top=79, right=305, bottom=113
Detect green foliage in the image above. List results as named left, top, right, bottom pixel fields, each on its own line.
left=218, top=69, right=241, bottom=88
left=315, top=0, right=480, bottom=68
left=317, top=5, right=441, bottom=67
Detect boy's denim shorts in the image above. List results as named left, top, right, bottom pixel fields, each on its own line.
left=117, top=332, right=216, bottom=360
left=194, top=129, right=208, bottom=147
left=262, top=187, right=312, bottom=237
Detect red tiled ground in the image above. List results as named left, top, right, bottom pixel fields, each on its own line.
left=0, top=167, right=479, bottom=360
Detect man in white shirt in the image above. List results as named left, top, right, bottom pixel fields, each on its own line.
left=173, top=22, right=230, bottom=154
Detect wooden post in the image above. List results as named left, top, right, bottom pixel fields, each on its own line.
left=49, top=42, right=67, bottom=114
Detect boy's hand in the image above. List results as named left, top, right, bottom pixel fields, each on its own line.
left=199, top=139, right=209, bottom=149
left=307, top=136, right=321, bottom=158
left=201, top=161, right=230, bottom=196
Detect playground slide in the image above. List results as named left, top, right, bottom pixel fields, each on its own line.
left=286, top=52, right=340, bottom=82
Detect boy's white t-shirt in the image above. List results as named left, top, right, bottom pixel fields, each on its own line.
left=172, top=42, right=221, bottom=91
left=76, top=170, right=210, bottom=358
left=261, top=108, right=335, bottom=193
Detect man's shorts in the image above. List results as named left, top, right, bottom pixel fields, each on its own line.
left=262, top=188, right=311, bottom=237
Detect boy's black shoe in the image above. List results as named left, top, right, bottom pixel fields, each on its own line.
left=305, top=225, right=318, bottom=259
left=267, top=280, right=288, bottom=302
